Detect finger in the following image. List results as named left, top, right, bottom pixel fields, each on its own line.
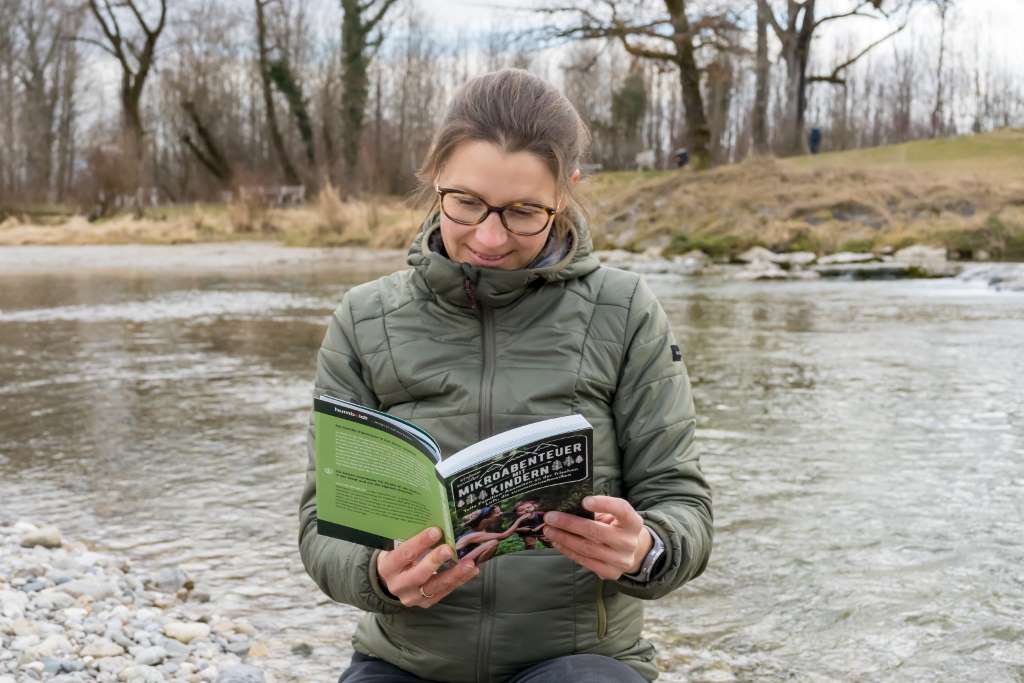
left=389, top=543, right=453, bottom=598
left=379, top=527, right=442, bottom=575
left=582, top=496, right=644, bottom=532
left=415, top=558, right=480, bottom=608
left=543, top=525, right=631, bottom=570
left=549, top=538, right=623, bottom=580
left=543, top=511, right=627, bottom=551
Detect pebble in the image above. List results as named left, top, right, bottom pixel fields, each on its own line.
left=163, top=621, right=211, bottom=644
left=0, top=521, right=267, bottom=682
left=20, top=525, right=63, bottom=549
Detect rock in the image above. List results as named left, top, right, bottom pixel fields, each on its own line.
left=290, top=642, right=313, bottom=657
left=81, top=638, right=126, bottom=658
left=0, top=590, right=28, bottom=618
left=61, top=579, right=116, bottom=601
left=20, top=526, right=62, bottom=549
left=97, top=655, right=132, bottom=673
left=734, top=261, right=790, bottom=281
left=894, top=244, right=958, bottom=277
left=736, top=246, right=778, bottom=264
left=224, top=640, right=250, bottom=656
left=817, top=251, right=877, bottom=265
left=133, top=646, right=167, bottom=667
left=119, top=665, right=166, bottom=683
left=25, top=634, right=74, bottom=658
left=162, top=621, right=210, bottom=644
left=215, top=664, right=265, bottom=683
left=36, top=589, right=76, bottom=609
left=245, top=641, right=269, bottom=657
left=771, top=251, right=817, bottom=267
left=43, top=657, right=63, bottom=675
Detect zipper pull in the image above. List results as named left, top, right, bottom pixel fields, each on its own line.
left=462, top=277, right=478, bottom=310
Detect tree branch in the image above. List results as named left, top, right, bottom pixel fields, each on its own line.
left=808, top=19, right=907, bottom=85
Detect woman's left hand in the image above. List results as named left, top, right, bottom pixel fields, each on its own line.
left=543, top=496, right=653, bottom=580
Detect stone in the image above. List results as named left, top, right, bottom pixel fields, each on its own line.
left=26, top=634, right=74, bottom=658
left=81, top=638, right=126, bottom=658
left=43, top=657, right=63, bottom=675
left=162, top=622, right=210, bottom=644
left=134, top=647, right=167, bottom=667
left=812, top=262, right=913, bottom=279
left=290, top=642, right=313, bottom=657
left=119, top=665, right=166, bottom=683
left=97, top=655, right=131, bottom=673
left=224, top=640, right=250, bottom=656
left=894, top=244, right=958, bottom=277
left=36, top=589, right=76, bottom=609
left=817, top=251, right=877, bottom=265
left=736, top=246, right=778, bottom=264
left=734, top=261, right=789, bottom=281
left=0, top=590, right=28, bottom=618
left=61, top=579, right=116, bottom=601
left=215, top=664, right=265, bottom=683
left=20, top=526, right=62, bottom=549
left=246, top=641, right=269, bottom=657
left=771, top=251, right=817, bottom=267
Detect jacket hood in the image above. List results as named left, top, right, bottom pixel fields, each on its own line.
left=406, top=210, right=601, bottom=309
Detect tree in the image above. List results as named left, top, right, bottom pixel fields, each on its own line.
left=752, top=0, right=770, bottom=153
left=762, top=0, right=910, bottom=155
left=930, top=0, right=953, bottom=137
left=339, top=0, right=399, bottom=194
left=84, top=0, right=167, bottom=183
left=255, top=0, right=299, bottom=185
left=545, top=1, right=735, bottom=170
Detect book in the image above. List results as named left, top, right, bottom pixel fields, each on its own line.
left=313, top=394, right=593, bottom=564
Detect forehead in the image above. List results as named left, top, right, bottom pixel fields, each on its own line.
left=439, top=140, right=557, bottom=205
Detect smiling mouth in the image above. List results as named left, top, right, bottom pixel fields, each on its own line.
left=468, top=247, right=510, bottom=262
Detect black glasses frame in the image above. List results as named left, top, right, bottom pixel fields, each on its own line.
left=435, top=185, right=557, bottom=237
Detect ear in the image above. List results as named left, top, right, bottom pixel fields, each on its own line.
left=570, top=167, right=581, bottom=185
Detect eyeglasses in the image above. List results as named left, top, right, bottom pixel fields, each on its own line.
left=435, top=185, right=557, bottom=237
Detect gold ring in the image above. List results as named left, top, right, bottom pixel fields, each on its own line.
left=419, top=586, right=434, bottom=599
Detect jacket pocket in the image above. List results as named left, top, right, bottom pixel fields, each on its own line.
left=595, top=580, right=608, bottom=640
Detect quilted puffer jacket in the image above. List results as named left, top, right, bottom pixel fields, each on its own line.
left=298, top=211, right=713, bottom=682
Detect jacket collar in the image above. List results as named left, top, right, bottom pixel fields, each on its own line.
left=407, top=210, right=600, bottom=309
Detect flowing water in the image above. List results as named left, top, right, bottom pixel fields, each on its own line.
left=1, top=244, right=1022, bottom=682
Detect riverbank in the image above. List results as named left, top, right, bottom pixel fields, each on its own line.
left=1, top=521, right=271, bottom=683
left=2, top=131, right=1022, bottom=262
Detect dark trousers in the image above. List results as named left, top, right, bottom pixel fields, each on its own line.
left=338, top=651, right=647, bottom=683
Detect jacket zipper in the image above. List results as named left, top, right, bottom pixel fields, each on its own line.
left=468, top=276, right=498, bottom=682
left=595, top=580, right=608, bottom=640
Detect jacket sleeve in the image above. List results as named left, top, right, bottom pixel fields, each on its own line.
left=298, top=293, right=405, bottom=613
left=612, top=277, right=713, bottom=599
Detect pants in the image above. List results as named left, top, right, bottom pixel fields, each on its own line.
left=338, top=651, right=647, bottom=683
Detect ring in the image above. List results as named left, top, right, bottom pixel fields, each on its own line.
left=419, top=586, right=434, bottom=599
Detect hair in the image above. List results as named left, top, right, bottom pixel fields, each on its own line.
left=414, top=68, right=592, bottom=240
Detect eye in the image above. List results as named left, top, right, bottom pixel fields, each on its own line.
left=453, top=195, right=483, bottom=208
left=509, top=206, right=543, bottom=217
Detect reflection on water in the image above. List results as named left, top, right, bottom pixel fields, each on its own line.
left=1, top=252, right=1022, bottom=682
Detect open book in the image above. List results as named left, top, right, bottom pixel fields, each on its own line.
left=313, top=395, right=593, bottom=564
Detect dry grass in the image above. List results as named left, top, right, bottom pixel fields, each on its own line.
left=580, top=128, right=1024, bottom=259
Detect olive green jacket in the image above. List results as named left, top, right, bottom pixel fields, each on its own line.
left=299, top=213, right=713, bottom=682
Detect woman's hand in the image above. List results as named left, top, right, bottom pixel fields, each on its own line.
left=543, top=496, right=653, bottom=580
left=376, top=527, right=479, bottom=608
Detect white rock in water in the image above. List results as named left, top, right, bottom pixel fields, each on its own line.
left=119, top=664, right=166, bottom=683
left=20, top=525, right=62, bottom=548
left=81, top=638, right=126, bottom=657
left=772, top=251, right=817, bottom=266
left=817, top=251, right=877, bottom=265
left=737, top=246, right=778, bottom=264
left=61, top=579, right=116, bottom=601
left=162, top=621, right=210, bottom=644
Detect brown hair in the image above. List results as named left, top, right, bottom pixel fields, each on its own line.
left=414, top=68, right=591, bottom=240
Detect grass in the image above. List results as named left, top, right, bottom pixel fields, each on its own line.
left=580, top=128, right=1024, bottom=261
left=3, top=129, right=1023, bottom=259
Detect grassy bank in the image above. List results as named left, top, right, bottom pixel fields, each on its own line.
left=2, top=129, right=1023, bottom=259
left=581, top=128, right=1024, bottom=260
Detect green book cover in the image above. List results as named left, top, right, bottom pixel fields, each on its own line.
left=313, top=395, right=593, bottom=563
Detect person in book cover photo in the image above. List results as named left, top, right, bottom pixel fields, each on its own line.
left=454, top=504, right=532, bottom=563
left=299, top=68, right=713, bottom=682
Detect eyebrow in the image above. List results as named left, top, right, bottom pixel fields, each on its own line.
left=445, top=184, right=550, bottom=207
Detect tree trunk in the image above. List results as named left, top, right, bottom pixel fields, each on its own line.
left=753, top=0, right=770, bottom=154
left=255, top=0, right=299, bottom=186
left=667, top=0, right=711, bottom=170
left=340, top=0, right=369, bottom=194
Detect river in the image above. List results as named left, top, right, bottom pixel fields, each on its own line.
left=1, top=243, right=1021, bottom=682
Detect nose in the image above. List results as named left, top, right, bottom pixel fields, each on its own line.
left=474, top=211, right=508, bottom=249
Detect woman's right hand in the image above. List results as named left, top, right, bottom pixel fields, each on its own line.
left=376, top=526, right=479, bottom=608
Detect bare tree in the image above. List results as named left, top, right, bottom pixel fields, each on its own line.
left=762, top=0, right=910, bottom=155
left=545, top=1, right=737, bottom=170
left=255, top=0, right=299, bottom=185
left=930, top=0, right=953, bottom=137
left=752, top=0, right=770, bottom=153
left=339, top=0, right=399, bottom=194
left=83, top=0, right=167, bottom=184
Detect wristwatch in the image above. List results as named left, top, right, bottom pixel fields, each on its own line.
left=623, top=525, right=665, bottom=583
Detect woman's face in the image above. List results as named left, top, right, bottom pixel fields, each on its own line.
left=436, top=140, right=558, bottom=270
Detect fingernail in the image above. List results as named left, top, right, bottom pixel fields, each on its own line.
left=544, top=512, right=559, bottom=524
left=582, top=496, right=595, bottom=509
left=428, top=527, right=441, bottom=541
left=436, top=546, right=451, bottom=561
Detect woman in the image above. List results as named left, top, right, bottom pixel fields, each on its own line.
left=299, top=68, right=713, bottom=683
